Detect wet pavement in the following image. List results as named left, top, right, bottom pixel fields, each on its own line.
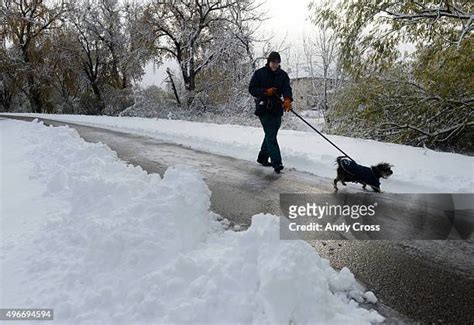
left=1, top=115, right=473, bottom=324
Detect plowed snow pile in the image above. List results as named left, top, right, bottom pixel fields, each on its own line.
left=0, top=119, right=382, bottom=324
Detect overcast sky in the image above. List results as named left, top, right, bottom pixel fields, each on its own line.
left=140, top=0, right=316, bottom=88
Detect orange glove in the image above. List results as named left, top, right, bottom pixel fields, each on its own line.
left=265, top=87, right=278, bottom=97
left=283, top=97, right=292, bottom=112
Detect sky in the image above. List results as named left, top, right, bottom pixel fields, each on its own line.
left=259, top=0, right=314, bottom=46
left=140, top=0, right=316, bottom=88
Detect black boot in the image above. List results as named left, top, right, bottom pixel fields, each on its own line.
left=273, top=163, right=284, bottom=174
left=257, top=155, right=272, bottom=167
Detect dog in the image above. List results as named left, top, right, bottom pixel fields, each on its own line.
left=334, top=156, right=393, bottom=192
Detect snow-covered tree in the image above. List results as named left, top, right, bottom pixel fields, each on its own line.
left=302, top=24, right=343, bottom=115
left=1, top=0, right=68, bottom=113
left=309, top=0, right=473, bottom=152
left=142, top=0, right=264, bottom=107
left=310, top=0, right=473, bottom=76
left=68, top=0, right=152, bottom=114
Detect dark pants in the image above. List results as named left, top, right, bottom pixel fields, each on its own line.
left=258, top=114, right=282, bottom=166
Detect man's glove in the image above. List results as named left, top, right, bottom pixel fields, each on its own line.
left=265, top=87, right=278, bottom=97
left=283, top=97, right=292, bottom=112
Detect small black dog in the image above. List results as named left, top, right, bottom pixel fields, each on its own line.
left=334, top=156, right=393, bottom=192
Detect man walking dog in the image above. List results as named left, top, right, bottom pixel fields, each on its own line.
left=249, top=51, right=293, bottom=174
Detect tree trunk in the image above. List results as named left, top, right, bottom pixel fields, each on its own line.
left=27, top=76, right=43, bottom=113
left=91, top=82, right=105, bottom=114
left=166, top=68, right=181, bottom=106
left=181, top=71, right=196, bottom=107
left=0, top=82, right=13, bottom=112
left=22, top=44, right=43, bottom=113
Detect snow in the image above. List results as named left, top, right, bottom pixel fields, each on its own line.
left=364, top=292, right=378, bottom=304
left=3, top=113, right=473, bottom=193
left=0, top=119, right=383, bottom=324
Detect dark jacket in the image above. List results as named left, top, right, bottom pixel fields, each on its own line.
left=249, top=64, right=293, bottom=116
left=339, top=157, right=381, bottom=189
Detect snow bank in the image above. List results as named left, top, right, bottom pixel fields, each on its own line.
left=4, top=113, right=472, bottom=193
left=0, top=119, right=383, bottom=324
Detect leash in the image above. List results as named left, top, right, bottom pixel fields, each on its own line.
left=289, top=109, right=357, bottom=162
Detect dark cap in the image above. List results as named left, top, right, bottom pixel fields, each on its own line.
left=267, top=51, right=281, bottom=63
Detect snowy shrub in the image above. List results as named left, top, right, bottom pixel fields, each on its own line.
left=120, top=86, right=178, bottom=118
left=102, top=87, right=135, bottom=116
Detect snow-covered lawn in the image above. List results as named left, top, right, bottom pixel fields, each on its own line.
left=3, top=113, right=472, bottom=193
left=0, top=119, right=382, bottom=323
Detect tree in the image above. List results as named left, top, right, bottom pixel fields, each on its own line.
left=311, top=0, right=473, bottom=76
left=327, top=45, right=473, bottom=151
left=309, top=0, right=473, bottom=152
left=303, top=24, right=342, bottom=114
left=1, top=0, right=68, bottom=113
left=68, top=0, right=151, bottom=114
left=69, top=3, right=108, bottom=114
left=143, top=0, right=263, bottom=107
left=47, top=27, right=82, bottom=113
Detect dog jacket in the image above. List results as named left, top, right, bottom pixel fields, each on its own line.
left=339, top=157, right=380, bottom=189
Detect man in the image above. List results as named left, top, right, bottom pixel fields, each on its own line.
left=248, top=51, right=293, bottom=174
